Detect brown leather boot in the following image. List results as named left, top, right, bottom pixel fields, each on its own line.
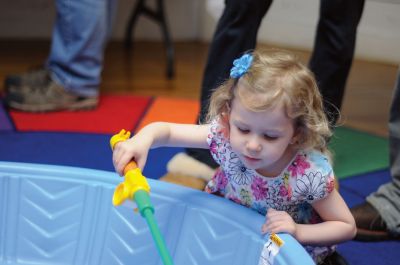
left=350, top=201, right=399, bottom=241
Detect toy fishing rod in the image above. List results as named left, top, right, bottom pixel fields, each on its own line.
left=110, top=129, right=174, bottom=265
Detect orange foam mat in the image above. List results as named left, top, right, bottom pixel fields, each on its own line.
left=136, top=97, right=199, bottom=132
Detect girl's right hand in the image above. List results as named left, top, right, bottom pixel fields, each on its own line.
left=112, top=134, right=152, bottom=175
left=261, top=208, right=298, bottom=238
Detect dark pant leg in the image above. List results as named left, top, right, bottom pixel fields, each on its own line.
left=309, top=0, right=365, bottom=125
left=389, top=70, right=400, bottom=185
left=186, top=0, right=272, bottom=168
left=367, top=69, right=400, bottom=235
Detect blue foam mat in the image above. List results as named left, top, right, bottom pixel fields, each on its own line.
left=0, top=131, right=182, bottom=179
left=340, top=169, right=392, bottom=202
left=339, top=240, right=400, bottom=265
left=337, top=170, right=399, bottom=265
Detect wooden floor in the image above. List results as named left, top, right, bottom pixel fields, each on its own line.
left=0, top=40, right=397, bottom=137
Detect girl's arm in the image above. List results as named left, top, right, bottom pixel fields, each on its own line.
left=113, top=122, right=210, bottom=175
left=296, top=189, right=356, bottom=245
left=296, top=188, right=356, bottom=245
left=263, top=189, right=356, bottom=246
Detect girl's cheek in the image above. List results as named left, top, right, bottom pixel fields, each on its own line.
left=230, top=134, right=242, bottom=153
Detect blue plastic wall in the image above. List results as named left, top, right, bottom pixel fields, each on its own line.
left=0, top=162, right=314, bottom=265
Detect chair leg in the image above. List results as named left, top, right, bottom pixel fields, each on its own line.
left=124, top=0, right=175, bottom=79
left=157, top=0, right=174, bottom=79
left=124, top=0, right=145, bottom=49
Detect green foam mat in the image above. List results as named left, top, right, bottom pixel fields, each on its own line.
left=329, top=127, right=389, bottom=179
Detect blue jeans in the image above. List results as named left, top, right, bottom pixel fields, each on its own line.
left=46, top=0, right=118, bottom=97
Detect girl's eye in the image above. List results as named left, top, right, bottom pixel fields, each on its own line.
left=264, top=135, right=278, bottom=141
left=237, top=127, right=250, bottom=134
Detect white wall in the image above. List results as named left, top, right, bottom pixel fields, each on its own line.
left=0, top=0, right=201, bottom=40
left=0, top=0, right=399, bottom=64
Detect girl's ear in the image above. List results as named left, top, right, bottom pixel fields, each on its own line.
left=220, top=104, right=231, bottom=139
left=225, top=102, right=231, bottom=113
left=221, top=102, right=231, bottom=125
left=220, top=111, right=230, bottom=127
left=290, top=125, right=303, bottom=145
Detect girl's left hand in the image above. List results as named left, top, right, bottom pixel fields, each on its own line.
left=262, top=208, right=297, bottom=238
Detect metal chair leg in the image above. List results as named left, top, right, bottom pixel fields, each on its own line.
left=124, top=0, right=175, bottom=79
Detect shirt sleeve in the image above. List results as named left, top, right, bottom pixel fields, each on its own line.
left=206, top=118, right=228, bottom=166
left=204, top=168, right=227, bottom=196
left=293, top=151, right=336, bottom=203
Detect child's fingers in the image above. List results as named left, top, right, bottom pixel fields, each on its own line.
left=114, top=158, right=125, bottom=176
left=114, top=152, right=133, bottom=176
left=261, top=224, right=268, bottom=234
left=261, top=222, right=280, bottom=234
left=262, top=216, right=276, bottom=234
left=264, top=215, right=288, bottom=231
left=263, top=220, right=289, bottom=234
left=136, top=155, right=147, bottom=172
left=266, top=208, right=279, bottom=219
left=263, top=209, right=277, bottom=233
left=112, top=152, right=122, bottom=174
left=268, top=210, right=293, bottom=224
left=266, top=210, right=285, bottom=223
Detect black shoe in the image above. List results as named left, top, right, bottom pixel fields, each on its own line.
left=320, top=252, right=348, bottom=265
left=4, top=68, right=49, bottom=91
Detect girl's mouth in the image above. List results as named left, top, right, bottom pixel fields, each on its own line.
left=243, top=155, right=261, bottom=163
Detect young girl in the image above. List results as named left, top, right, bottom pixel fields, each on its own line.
left=112, top=50, right=356, bottom=264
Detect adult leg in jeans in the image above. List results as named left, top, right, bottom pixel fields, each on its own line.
left=48, top=0, right=118, bottom=97
left=309, top=0, right=365, bottom=125
left=186, top=0, right=272, bottom=169
left=352, top=69, right=400, bottom=241
left=4, top=0, right=118, bottom=111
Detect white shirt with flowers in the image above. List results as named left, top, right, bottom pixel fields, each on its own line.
left=204, top=118, right=336, bottom=264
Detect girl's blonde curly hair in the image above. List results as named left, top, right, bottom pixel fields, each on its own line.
left=206, top=49, right=332, bottom=156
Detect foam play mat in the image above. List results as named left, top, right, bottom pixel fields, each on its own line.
left=0, top=95, right=389, bottom=178
left=329, top=126, right=389, bottom=179
left=1, top=95, right=398, bottom=265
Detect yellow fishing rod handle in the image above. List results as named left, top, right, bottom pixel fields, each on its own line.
left=110, top=129, right=151, bottom=206
left=112, top=168, right=151, bottom=206
left=110, top=129, right=131, bottom=150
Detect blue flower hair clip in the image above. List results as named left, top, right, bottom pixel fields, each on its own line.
left=230, top=53, right=253, bottom=79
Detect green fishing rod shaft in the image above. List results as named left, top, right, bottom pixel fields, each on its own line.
left=135, top=190, right=174, bottom=265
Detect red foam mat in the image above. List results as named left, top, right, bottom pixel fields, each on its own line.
left=9, top=94, right=152, bottom=134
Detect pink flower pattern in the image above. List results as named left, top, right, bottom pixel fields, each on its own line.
left=209, top=139, right=218, bottom=157
left=326, top=178, right=335, bottom=193
left=215, top=169, right=228, bottom=190
left=251, top=176, right=269, bottom=200
left=288, top=154, right=311, bottom=178
left=279, top=185, right=289, bottom=198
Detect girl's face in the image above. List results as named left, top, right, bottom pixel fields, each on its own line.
left=229, top=96, right=297, bottom=177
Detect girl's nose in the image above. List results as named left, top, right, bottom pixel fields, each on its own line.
left=246, top=137, right=262, bottom=152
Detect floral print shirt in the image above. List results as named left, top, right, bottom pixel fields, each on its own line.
left=205, top=119, right=336, bottom=264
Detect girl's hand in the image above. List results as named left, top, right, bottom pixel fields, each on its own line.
left=262, top=208, right=298, bottom=238
left=112, top=134, right=152, bottom=175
